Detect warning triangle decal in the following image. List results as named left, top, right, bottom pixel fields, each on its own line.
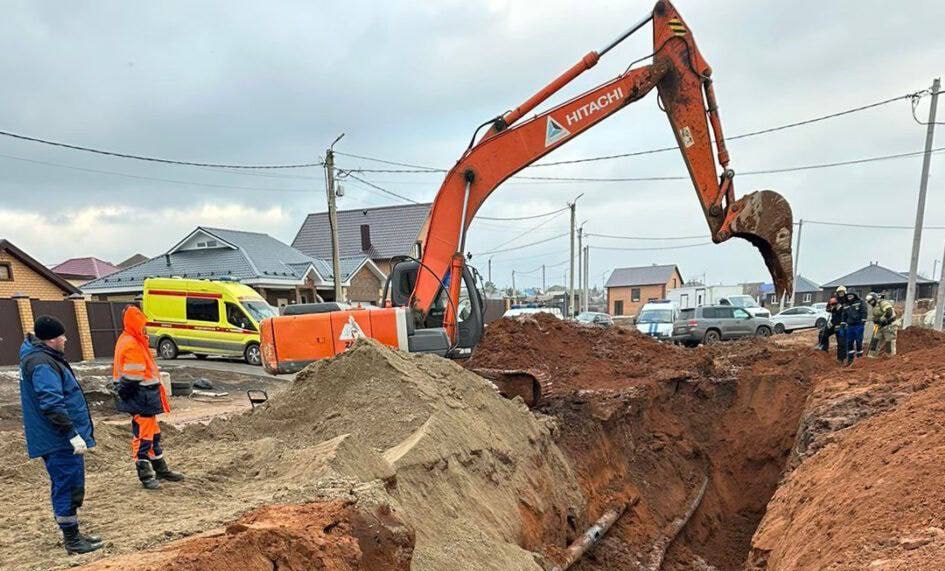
left=545, top=116, right=571, bottom=147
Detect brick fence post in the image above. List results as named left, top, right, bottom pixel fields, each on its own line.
left=13, top=293, right=33, bottom=337
left=69, top=294, right=95, bottom=361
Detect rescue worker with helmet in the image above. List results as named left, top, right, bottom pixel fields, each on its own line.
left=826, top=286, right=848, bottom=364
left=867, top=292, right=899, bottom=357
left=113, top=306, right=184, bottom=489
left=841, top=289, right=869, bottom=365
left=818, top=295, right=841, bottom=354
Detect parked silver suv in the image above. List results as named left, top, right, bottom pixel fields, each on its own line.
left=672, top=305, right=773, bottom=347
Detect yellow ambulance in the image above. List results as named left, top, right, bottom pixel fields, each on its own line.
left=142, top=277, right=278, bottom=365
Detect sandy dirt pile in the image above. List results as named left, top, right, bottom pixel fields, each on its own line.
left=0, top=338, right=583, bottom=571
left=897, top=325, right=945, bottom=354
left=468, top=316, right=831, bottom=570
left=748, top=343, right=945, bottom=570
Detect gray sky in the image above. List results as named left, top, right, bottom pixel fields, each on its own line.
left=1, top=1, right=943, bottom=290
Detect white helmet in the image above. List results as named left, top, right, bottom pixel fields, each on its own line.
left=865, top=292, right=878, bottom=305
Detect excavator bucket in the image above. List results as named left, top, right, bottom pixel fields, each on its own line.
left=470, top=368, right=543, bottom=408
left=726, top=190, right=794, bottom=298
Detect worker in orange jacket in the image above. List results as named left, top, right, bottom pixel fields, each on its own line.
left=113, top=306, right=184, bottom=489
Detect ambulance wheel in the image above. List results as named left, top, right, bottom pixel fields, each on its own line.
left=158, top=338, right=178, bottom=360
left=244, top=343, right=262, bottom=366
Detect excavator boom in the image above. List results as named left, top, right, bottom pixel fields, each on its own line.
left=410, top=0, right=794, bottom=340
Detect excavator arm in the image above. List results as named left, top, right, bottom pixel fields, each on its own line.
left=410, top=0, right=793, bottom=341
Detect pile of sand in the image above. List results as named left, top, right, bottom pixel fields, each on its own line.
left=0, top=338, right=584, bottom=571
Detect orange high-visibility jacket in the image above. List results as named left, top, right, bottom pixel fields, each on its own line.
left=113, top=306, right=169, bottom=414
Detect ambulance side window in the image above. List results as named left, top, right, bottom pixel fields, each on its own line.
left=186, top=298, right=219, bottom=323
left=225, top=302, right=255, bottom=331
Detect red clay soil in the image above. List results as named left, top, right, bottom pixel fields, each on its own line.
left=468, top=316, right=832, bottom=570
left=749, top=346, right=945, bottom=570
left=77, top=501, right=414, bottom=571
left=897, top=325, right=945, bottom=354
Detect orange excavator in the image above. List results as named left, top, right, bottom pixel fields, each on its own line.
left=260, top=1, right=794, bottom=399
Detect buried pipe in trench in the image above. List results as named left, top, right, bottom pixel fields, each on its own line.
left=551, top=499, right=635, bottom=571
left=645, top=473, right=710, bottom=571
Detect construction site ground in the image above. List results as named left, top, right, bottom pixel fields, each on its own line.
left=1, top=318, right=943, bottom=570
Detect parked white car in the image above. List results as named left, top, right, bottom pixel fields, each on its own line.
left=770, top=306, right=828, bottom=334
left=635, top=300, right=679, bottom=340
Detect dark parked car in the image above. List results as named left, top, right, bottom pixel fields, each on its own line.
left=672, top=305, right=773, bottom=347
left=576, top=311, right=614, bottom=327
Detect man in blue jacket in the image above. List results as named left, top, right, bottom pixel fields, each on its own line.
left=19, top=315, right=103, bottom=554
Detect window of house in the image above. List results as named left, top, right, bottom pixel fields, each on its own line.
left=803, top=293, right=812, bottom=303
left=0, top=263, right=11, bottom=281
left=186, top=298, right=220, bottom=322
left=631, top=288, right=641, bottom=302
left=614, top=300, right=624, bottom=316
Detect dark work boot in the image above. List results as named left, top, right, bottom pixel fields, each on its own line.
left=63, top=526, right=103, bottom=555
left=150, top=457, right=185, bottom=482
left=135, top=460, right=161, bottom=490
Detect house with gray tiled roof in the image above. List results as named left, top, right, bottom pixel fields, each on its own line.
left=821, top=262, right=936, bottom=302
left=292, top=203, right=431, bottom=276
left=81, top=227, right=386, bottom=306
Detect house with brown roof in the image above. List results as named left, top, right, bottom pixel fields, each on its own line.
left=117, top=253, right=149, bottom=269
left=51, top=257, right=121, bottom=287
left=0, top=239, right=81, bottom=300
left=605, top=264, right=683, bottom=317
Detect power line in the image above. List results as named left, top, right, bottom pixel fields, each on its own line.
left=587, top=232, right=711, bottom=241
left=0, top=129, right=323, bottom=169
left=589, top=242, right=714, bottom=252
left=477, top=206, right=569, bottom=221
left=480, top=209, right=568, bottom=253
left=804, top=219, right=945, bottom=230
left=334, top=89, right=930, bottom=171
left=0, top=151, right=312, bottom=193
left=340, top=171, right=420, bottom=204
left=474, top=232, right=569, bottom=256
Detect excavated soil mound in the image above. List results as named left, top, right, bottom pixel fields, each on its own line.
left=750, top=347, right=945, bottom=570
left=898, top=325, right=945, bottom=354
left=468, top=315, right=705, bottom=394
left=1, top=338, right=584, bottom=571
left=467, top=316, right=832, bottom=570
left=78, top=501, right=413, bottom=571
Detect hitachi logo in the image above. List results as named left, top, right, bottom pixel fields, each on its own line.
left=565, top=87, right=624, bottom=126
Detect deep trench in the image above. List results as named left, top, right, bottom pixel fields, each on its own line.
left=544, top=370, right=812, bottom=570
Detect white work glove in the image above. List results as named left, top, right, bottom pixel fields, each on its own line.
left=69, top=434, right=88, bottom=455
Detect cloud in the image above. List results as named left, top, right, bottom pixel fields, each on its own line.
left=0, top=203, right=292, bottom=264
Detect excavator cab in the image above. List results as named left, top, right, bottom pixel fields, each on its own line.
left=384, top=258, right=484, bottom=358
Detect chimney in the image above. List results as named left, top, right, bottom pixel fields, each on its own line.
left=164, top=254, right=171, bottom=267
left=360, top=224, right=372, bottom=252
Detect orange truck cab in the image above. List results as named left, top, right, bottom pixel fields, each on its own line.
left=260, top=260, right=485, bottom=374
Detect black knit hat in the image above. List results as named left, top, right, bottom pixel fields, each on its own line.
left=34, top=315, right=66, bottom=341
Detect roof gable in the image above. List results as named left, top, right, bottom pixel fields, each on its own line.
left=606, top=264, right=681, bottom=288
left=292, top=203, right=431, bottom=260
left=794, top=275, right=821, bottom=293
left=822, top=263, right=935, bottom=288
left=0, top=239, right=81, bottom=295
left=51, top=257, right=121, bottom=279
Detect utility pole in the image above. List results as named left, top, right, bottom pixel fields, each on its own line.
left=568, top=195, right=583, bottom=319
left=583, top=244, right=590, bottom=312
left=936, top=246, right=945, bottom=331
left=542, top=264, right=546, bottom=292
left=325, top=133, right=345, bottom=302
left=488, top=257, right=493, bottom=284
left=932, top=259, right=939, bottom=283
left=789, top=219, right=803, bottom=308
left=577, top=226, right=583, bottom=313
left=512, top=270, right=516, bottom=304
left=904, top=77, right=940, bottom=328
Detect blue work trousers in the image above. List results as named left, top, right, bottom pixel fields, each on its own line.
left=845, top=323, right=865, bottom=362
left=42, top=449, right=85, bottom=530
